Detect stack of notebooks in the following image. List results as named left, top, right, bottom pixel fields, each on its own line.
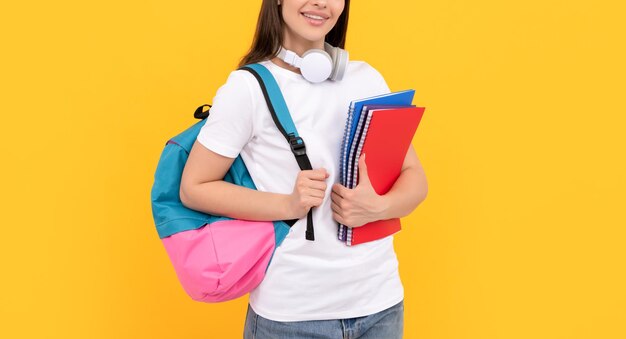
left=338, top=89, right=425, bottom=246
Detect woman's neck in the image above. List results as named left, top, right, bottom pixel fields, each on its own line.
left=270, top=56, right=302, bottom=75
left=283, top=33, right=324, bottom=56
left=271, top=29, right=325, bottom=75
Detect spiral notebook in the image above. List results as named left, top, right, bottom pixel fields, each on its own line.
left=337, top=89, right=418, bottom=244
left=344, top=105, right=415, bottom=244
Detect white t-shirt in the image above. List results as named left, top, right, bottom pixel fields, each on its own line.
left=196, top=59, right=404, bottom=322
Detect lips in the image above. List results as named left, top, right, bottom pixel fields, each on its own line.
left=301, top=13, right=328, bottom=27
left=300, top=11, right=329, bottom=20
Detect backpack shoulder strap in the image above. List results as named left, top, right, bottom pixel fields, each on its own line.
left=238, top=63, right=312, bottom=173
left=238, top=63, right=315, bottom=241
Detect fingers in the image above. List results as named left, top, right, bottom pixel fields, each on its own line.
left=306, top=179, right=327, bottom=191
left=298, top=168, right=329, bottom=192
left=289, top=168, right=331, bottom=219
left=297, top=177, right=327, bottom=193
left=306, top=187, right=326, bottom=199
left=331, top=199, right=343, bottom=218
left=305, top=196, right=324, bottom=208
left=292, top=168, right=330, bottom=210
left=304, top=168, right=329, bottom=181
left=331, top=183, right=348, bottom=199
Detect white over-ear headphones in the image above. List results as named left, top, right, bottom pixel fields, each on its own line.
left=276, top=42, right=349, bottom=83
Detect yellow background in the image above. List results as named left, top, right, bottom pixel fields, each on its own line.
left=1, top=0, right=625, bottom=338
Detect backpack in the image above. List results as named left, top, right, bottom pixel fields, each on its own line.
left=150, top=63, right=315, bottom=303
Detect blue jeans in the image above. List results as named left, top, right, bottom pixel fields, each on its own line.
left=243, top=299, right=404, bottom=339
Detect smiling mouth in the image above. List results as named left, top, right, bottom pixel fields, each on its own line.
left=301, top=12, right=329, bottom=23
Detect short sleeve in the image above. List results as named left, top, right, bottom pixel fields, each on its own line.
left=377, top=75, right=391, bottom=94
left=367, top=62, right=391, bottom=94
left=196, top=70, right=256, bottom=158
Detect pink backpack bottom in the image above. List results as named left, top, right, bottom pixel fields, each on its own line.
left=161, top=219, right=276, bottom=302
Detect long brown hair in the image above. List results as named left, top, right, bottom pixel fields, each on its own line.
left=238, top=0, right=351, bottom=67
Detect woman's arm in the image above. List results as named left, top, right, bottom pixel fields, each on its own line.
left=180, top=140, right=291, bottom=221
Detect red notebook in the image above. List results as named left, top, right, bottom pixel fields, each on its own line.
left=349, top=106, right=425, bottom=246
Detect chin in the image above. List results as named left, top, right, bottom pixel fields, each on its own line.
left=303, top=35, right=326, bottom=43
left=296, top=29, right=329, bottom=43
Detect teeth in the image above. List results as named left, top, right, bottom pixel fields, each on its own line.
left=303, top=13, right=325, bottom=20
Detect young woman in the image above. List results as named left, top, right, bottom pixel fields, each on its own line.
left=180, top=0, right=428, bottom=337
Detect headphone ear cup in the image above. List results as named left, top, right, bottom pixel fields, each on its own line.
left=329, top=45, right=338, bottom=67
left=324, top=42, right=338, bottom=73
left=300, top=49, right=333, bottom=83
left=324, top=42, right=348, bottom=81
left=331, top=47, right=348, bottom=81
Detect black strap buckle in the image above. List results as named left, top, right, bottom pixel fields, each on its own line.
left=288, top=134, right=307, bottom=156
left=194, top=104, right=212, bottom=119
